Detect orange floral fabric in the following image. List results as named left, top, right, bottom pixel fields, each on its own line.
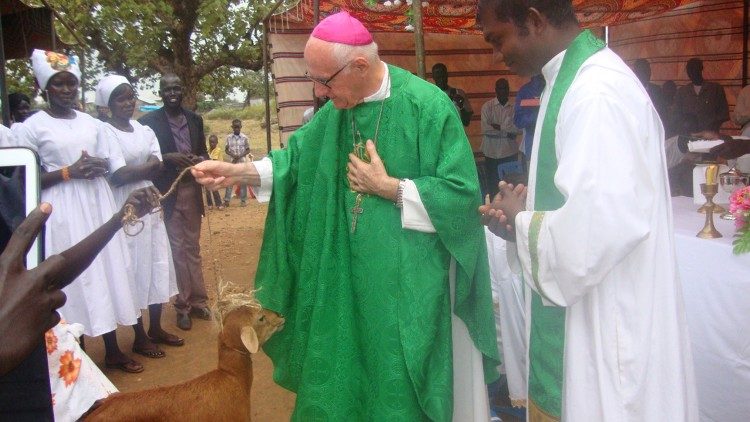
left=275, top=0, right=694, bottom=34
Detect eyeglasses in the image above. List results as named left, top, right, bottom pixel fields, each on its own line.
left=305, top=61, right=350, bottom=89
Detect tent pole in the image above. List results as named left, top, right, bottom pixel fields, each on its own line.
left=263, top=22, right=272, bottom=153
left=412, top=0, right=426, bottom=79
left=743, top=0, right=748, bottom=86
left=0, top=15, right=9, bottom=126
left=313, top=0, right=320, bottom=112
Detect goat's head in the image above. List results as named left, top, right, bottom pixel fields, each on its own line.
left=213, top=282, right=285, bottom=354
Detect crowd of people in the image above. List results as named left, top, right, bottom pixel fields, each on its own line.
left=4, top=0, right=750, bottom=420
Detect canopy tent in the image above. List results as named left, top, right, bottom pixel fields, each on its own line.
left=0, top=0, right=58, bottom=125
left=266, top=0, right=749, bottom=149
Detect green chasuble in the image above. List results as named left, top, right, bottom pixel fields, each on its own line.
left=255, top=64, right=500, bottom=421
left=527, top=30, right=604, bottom=421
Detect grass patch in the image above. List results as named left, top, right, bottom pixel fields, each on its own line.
left=203, top=102, right=274, bottom=121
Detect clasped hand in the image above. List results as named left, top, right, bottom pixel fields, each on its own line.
left=69, top=150, right=109, bottom=180
left=347, top=140, right=397, bottom=199
left=478, top=181, right=527, bottom=241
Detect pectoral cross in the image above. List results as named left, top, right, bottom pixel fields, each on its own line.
left=351, top=193, right=364, bottom=233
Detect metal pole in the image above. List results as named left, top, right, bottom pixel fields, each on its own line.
left=263, top=23, right=272, bottom=152
left=743, top=0, right=748, bottom=86
left=412, top=0, right=426, bottom=79
left=0, top=15, right=9, bottom=126
left=313, top=0, right=320, bottom=112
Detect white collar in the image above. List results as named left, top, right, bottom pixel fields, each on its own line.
left=363, top=61, right=390, bottom=103
left=541, top=49, right=566, bottom=88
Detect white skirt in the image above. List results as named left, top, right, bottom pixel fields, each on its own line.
left=112, top=180, right=178, bottom=309
left=43, top=177, right=140, bottom=336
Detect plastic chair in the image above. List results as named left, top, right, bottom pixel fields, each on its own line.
left=497, top=160, right=523, bottom=181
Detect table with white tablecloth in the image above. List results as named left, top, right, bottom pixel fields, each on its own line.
left=671, top=196, right=750, bottom=422
left=485, top=197, right=750, bottom=421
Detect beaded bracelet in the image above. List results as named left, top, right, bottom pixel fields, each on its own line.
left=61, top=166, right=71, bottom=181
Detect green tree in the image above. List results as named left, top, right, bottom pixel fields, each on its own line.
left=45, top=0, right=284, bottom=109
left=4, top=59, right=36, bottom=100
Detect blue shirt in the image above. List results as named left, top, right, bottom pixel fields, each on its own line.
left=513, top=75, right=545, bottom=158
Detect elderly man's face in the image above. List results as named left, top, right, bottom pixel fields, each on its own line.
left=304, top=39, right=364, bottom=110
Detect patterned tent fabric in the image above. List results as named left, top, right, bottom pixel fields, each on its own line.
left=273, top=0, right=695, bottom=34
left=268, top=0, right=746, bottom=147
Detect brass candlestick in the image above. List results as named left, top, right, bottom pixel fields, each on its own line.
left=698, top=163, right=726, bottom=214
left=697, top=183, right=722, bottom=239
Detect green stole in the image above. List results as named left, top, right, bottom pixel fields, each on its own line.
left=527, top=30, right=604, bottom=420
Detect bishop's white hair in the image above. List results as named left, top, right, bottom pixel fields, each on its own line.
left=331, top=41, right=380, bottom=67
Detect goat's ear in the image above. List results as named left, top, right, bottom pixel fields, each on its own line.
left=240, top=326, right=259, bottom=353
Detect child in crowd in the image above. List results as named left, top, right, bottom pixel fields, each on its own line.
left=205, top=134, right=224, bottom=210
left=223, top=119, right=251, bottom=207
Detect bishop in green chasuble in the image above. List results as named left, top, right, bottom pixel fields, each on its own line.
left=188, top=11, right=500, bottom=422
left=256, top=61, right=499, bottom=421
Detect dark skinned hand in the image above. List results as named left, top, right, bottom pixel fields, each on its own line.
left=68, top=150, right=109, bottom=180
left=0, top=203, right=68, bottom=375
left=478, top=181, right=527, bottom=241
left=163, top=152, right=195, bottom=169
left=120, top=186, right=162, bottom=219
left=709, top=137, right=750, bottom=160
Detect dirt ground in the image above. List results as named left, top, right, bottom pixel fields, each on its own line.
left=82, top=118, right=522, bottom=422
left=83, top=118, right=296, bottom=421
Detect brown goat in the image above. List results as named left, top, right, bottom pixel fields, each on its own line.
left=84, top=285, right=284, bottom=422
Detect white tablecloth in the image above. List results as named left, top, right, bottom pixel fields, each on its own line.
left=672, top=196, right=750, bottom=422
left=485, top=198, right=750, bottom=420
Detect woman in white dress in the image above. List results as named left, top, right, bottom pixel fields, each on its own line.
left=13, top=49, right=144, bottom=373
left=96, top=75, right=183, bottom=357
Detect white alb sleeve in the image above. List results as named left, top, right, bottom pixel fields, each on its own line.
left=401, top=179, right=436, bottom=233
left=250, top=157, right=274, bottom=203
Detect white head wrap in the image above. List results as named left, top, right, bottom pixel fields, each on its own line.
left=95, top=75, right=131, bottom=107
left=30, top=49, right=82, bottom=90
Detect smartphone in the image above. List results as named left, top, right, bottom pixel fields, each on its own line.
left=0, top=147, right=42, bottom=268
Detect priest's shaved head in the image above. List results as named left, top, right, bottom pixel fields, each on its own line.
left=303, top=11, right=385, bottom=109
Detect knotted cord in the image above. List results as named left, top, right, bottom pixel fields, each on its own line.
left=121, top=166, right=195, bottom=236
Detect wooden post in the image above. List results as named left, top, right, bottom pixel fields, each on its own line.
left=412, top=0, right=426, bottom=79
left=743, top=0, right=748, bottom=86
left=0, top=15, right=9, bottom=126
left=263, top=23, right=272, bottom=153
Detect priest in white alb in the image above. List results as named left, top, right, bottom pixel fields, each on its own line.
left=477, top=0, right=698, bottom=421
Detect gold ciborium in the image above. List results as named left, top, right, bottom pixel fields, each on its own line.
left=696, top=183, right=722, bottom=239
left=698, top=164, right=726, bottom=214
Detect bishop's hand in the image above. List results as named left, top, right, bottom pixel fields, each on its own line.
left=347, top=140, right=399, bottom=201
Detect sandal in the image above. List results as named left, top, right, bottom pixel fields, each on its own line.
left=148, top=331, right=185, bottom=347
left=132, top=344, right=166, bottom=358
left=105, top=358, right=144, bottom=373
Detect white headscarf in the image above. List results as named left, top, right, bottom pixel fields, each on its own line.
left=30, top=49, right=81, bottom=90
left=95, top=75, right=131, bottom=107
